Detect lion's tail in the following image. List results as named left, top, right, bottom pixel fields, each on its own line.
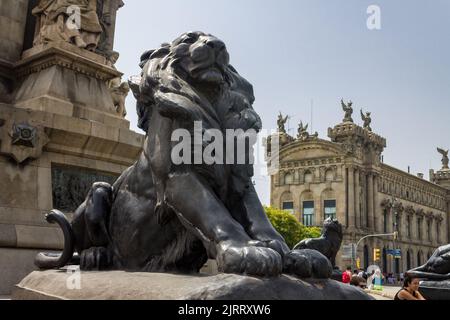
left=34, top=210, right=75, bottom=269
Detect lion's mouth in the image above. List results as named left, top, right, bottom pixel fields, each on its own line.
left=191, top=65, right=225, bottom=83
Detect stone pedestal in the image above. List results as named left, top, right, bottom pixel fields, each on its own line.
left=419, top=281, right=450, bottom=300
left=13, top=270, right=373, bottom=300
left=0, top=104, right=144, bottom=294
left=0, top=31, right=144, bottom=297
left=0, top=0, right=143, bottom=297
left=13, top=41, right=127, bottom=128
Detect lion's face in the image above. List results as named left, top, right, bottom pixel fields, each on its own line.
left=323, top=218, right=343, bottom=238
left=170, top=32, right=230, bottom=84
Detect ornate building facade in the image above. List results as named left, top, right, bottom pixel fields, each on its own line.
left=268, top=106, right=450, bottom=274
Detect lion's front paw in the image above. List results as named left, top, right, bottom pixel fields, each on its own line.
left=284, top=249, right=332, bottom=279
left=216, top=242, right=282, bottom=277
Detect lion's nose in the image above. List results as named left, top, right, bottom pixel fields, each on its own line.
left=205, top=38, right=225, bottom=51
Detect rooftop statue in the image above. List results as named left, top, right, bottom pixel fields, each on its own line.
left=437, top=147, right=449, bottom=170
left=297, top=121, right=309, bottom=141
left=277, top=112, right=289, bottom=134
left=341, top=99, right=354, bottom=123
left=360, top=109, right=372, bottom=132
left=35, top=32, right=332, bottom=279
left=297, top=121, right=318, bottom=142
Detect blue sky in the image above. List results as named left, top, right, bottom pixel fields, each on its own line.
left=113, top=0, right=450, bottom=205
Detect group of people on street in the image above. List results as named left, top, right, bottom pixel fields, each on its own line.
left=341, top=266, right=426, bottom=300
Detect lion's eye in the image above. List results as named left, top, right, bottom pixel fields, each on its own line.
left=183, top=37, right=196, bottom=44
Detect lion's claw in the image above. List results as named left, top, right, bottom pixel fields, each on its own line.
left=216, top=242, right=283, bottom=277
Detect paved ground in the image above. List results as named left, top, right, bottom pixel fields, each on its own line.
left=366, top=286, right=401, bottom=300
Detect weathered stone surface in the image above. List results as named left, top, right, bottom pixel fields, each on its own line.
left=0, top=248, right=42, bottom=295
left=0, top=0, right=28, bottom=62
left=13, top=271, right=372, bottom=300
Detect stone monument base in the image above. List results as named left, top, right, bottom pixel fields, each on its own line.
left=13, top=270, right=372, bottom=300
left=419, top=281, right=450, bottom=300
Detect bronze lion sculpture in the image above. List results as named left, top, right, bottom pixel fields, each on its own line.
left=406, top=244, right=450, bottom=281
left=35, top=31, right=332, bottom=279
left=294, top=218, right=343, bottom=269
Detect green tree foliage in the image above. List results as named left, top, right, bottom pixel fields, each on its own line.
left=264, top=206, right=322, bottom=249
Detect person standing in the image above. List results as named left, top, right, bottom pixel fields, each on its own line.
left=342, top=267, right=352, bottom=284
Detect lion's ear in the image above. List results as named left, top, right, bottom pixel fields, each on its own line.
left=150, top=47, right=171, bottom=60
left=139, top=50, right=155, bottom=68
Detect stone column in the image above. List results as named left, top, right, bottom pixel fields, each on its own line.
left=347, top=166, right=355, bottom=228
left=344, top=165, right=349, bottom=226
left=355, top=168, right=361, bottom=228
left=430, top=218, right=435, bottom=244
left=373, top=174, right=381, bottom=232
left=367, top=173, right=374, bottom=231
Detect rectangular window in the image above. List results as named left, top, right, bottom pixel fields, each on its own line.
left=303, top=201, right=315, bottom=226
left=282, top=202, right=294, bottom=215
left=324, top=200, right=336, bottom=221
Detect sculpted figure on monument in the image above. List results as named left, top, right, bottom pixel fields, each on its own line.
left=96, top=0, right=124, bottom=57
left=341, top=99, right=354, bottom=123
left=35, top=32, right=332, bottom=280
left=437, top=147, right=449, bottom=170
left=106, top=51, right=130, bottom=117
left=277, top=112, right=289, bottom=134
left=360, top=109, right=372, bottom=132
left=297, top=121, right=309, bottom=141
left=32, top=0, right=103, bottom=51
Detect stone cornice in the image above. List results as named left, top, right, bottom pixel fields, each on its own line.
left=381, top=163, right=447, bottom=195
left=0, top=104, right=144, bottom=166
left=14, top=42, right=122, bottom=81
left=0, top=58, right=14, bottom=79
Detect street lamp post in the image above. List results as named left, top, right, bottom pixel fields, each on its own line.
left=351, top=232, right=398, bottom=272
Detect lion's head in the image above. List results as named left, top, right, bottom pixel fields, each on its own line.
left=322, top=218, right=343, bottom=240
left=130, top=31, right=260, bottom=133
